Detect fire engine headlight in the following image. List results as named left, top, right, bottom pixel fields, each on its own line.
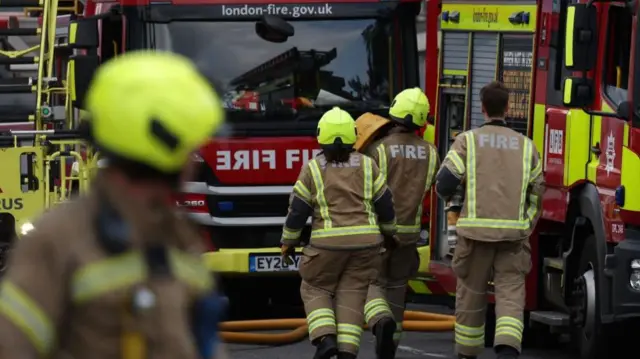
left=20, top=222, right=34, bottom=236
left=630, top=259, right=640, bottom=291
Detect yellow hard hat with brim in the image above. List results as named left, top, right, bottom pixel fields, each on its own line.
left=354, top=112, right=391, bottom=151
left=317, top=107, right=357, bottom=146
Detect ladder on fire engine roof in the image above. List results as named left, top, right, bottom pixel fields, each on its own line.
left=0, top=0, right=80, bottom=131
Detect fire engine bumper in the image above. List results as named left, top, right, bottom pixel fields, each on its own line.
left=605, top=227, right=640, bottom=319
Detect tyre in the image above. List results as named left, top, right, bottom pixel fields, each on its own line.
left=569, top=234, right=608, bottom=359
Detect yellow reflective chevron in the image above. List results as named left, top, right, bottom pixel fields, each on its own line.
left=309, top=160, right=332, bottom=229
left=363, top=156, right=376, bottom=225
left=398, top=145, right=438, bottom=234
left=311, top=225, right=380, bottom=238
left=293, top=180, right=312, bottom=202
left=445, top=149, right=465, bottom=176
left=0, top=281, right=55, bottom=355
left=72, top=251, right=147, bottom=303
left=168, top=249, right=213, bottom=293
left=465, top=132, right=477, bottom=218
left=458, top=134, right=536, bottom=230
left=73, top=249, right=212, bottom=303
left=376, top=144, right=388, bottom=183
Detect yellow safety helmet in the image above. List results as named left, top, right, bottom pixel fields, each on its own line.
left=317, top=107, right=357, bottom=147
left=84, top=50, right=224, bottom=174
left=354, top=112, right=391, bottom=152
left=389, top=87, right=430, bottom=129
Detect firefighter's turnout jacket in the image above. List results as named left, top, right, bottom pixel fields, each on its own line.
left=0, top=178, right=227, bottom=359
left=281, top=151, right=396, bottom=355
left=435, top=120, right=543, bottom=356
left=362, top=126, right=440, bottom=343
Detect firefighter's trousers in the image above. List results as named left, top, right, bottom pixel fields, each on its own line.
left=452, top=236, right=532, bottom=357
left=299, top=245, right=382, bottom=355
left=364, top=244, right=420, bottom=344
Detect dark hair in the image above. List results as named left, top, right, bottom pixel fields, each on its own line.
left=322, top=146, right=353, bottom=163
left=104, top=151, right=181, bottom=189
left=480, top=81, right=510, bottom=118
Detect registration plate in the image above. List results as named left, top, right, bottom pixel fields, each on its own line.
left=249, top=255, right=301, bottom=272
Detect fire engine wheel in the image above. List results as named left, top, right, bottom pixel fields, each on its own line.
left=570, top=234, right=608, bottom=359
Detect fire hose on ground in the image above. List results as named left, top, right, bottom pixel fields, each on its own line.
left=219, top=310, right=455, bottom=345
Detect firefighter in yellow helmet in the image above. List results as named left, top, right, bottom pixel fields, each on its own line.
left=355, top=88, right=440, bottom=359
left=0, top=51, right=229, bottom=359
left=435, top=81, right=543, bottom=359
left=280, top=107, right=397, bottom=359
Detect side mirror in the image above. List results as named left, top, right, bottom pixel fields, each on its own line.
left=70, top=55, right=100, bottom=109
left=256, top=15, right=294, bottom=43
left=562, top=77, right=594, bottom=108
left=564, top=4, right=597, bottom=71
left=68, top=17, right=99, bottom=49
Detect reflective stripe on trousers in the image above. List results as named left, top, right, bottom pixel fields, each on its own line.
left=307, top=308, right=336, bottom=334
left=0, top=281, right=55, bottom=355
left=364, top=298, right=392, bottom=324
left=337, top=323, right=363, bottom=349
left=457, top=132, right=536, bottom=230
left=495, top=316, right=524, bottom=343
left=454, top=322, right=484, bottom=348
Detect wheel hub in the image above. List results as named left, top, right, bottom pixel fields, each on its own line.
left=571, top=269, right=597, bottom=337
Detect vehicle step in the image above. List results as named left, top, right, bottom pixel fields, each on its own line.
left=0, top=112, right=34, bottom=123
left=0, top=28, right=39, bottom=36
left=0, top=84, right=34, bottom=94
left=529, top=311, right=569, bottom=327
left=544, top=257, right=564, bottom=270
left=0, top=57, right=37, bottom=65
left=0, top=0, right=40, bottom=7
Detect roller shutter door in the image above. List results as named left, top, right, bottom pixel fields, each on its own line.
left=470, top=33, right=497, bottom=129
left=442, top=32, right=469, bottom=71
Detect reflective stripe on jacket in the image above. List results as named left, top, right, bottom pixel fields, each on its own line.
left=367, top=129, right=440, bottom=245
left=439, top=122, right=544, bottom=241
left=290, top=152, right=392, bottom=250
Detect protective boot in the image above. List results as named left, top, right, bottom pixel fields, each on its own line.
left=373, top=317, right=396, bottom=359
left=337, top=352, right=357, bottom=359
left=495, top=345, right=519, bottom=359
left=313, top=334, right=338, bottom=359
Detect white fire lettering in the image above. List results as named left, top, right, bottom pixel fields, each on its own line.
left=286, top=149, right=322, bottom=169
left=215, top=150, right=276, bottom=170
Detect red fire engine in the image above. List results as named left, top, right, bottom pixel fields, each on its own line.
left=424, top=0, right=640, bottom=356
left=68, top=0, right=428, bottom=315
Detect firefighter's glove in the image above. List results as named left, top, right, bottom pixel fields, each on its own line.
left=383, top=235, right=398, bottom=251
left=281, top=244, right=296, bottom=267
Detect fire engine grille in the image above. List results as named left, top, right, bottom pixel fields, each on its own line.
left=470, top=33, right=498, bottom=129
left=207, top=226, right=311, bottom=249
left=207, top=194, right=290, bottom=218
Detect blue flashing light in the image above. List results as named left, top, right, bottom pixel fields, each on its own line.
left=218, top=201, right=234, bottom=212
left=522, top=12, right=530, bottom=24
left=615, top=186, right=625, bottom=207
left=442, top=11, right=449, bottom=22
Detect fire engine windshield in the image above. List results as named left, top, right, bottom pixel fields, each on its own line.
left=152, top=19, right=391, bottom=116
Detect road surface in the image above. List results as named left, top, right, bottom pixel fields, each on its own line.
left=226, top=305, right=571, bottom=359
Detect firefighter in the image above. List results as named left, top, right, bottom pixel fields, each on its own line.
left=355, top=87, right=440, bottom=359
left=280, top=107, right=397, bottom=359
left=435, top=81, right=544, bottom=359
left=0, top=51, right=229, bottom=359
